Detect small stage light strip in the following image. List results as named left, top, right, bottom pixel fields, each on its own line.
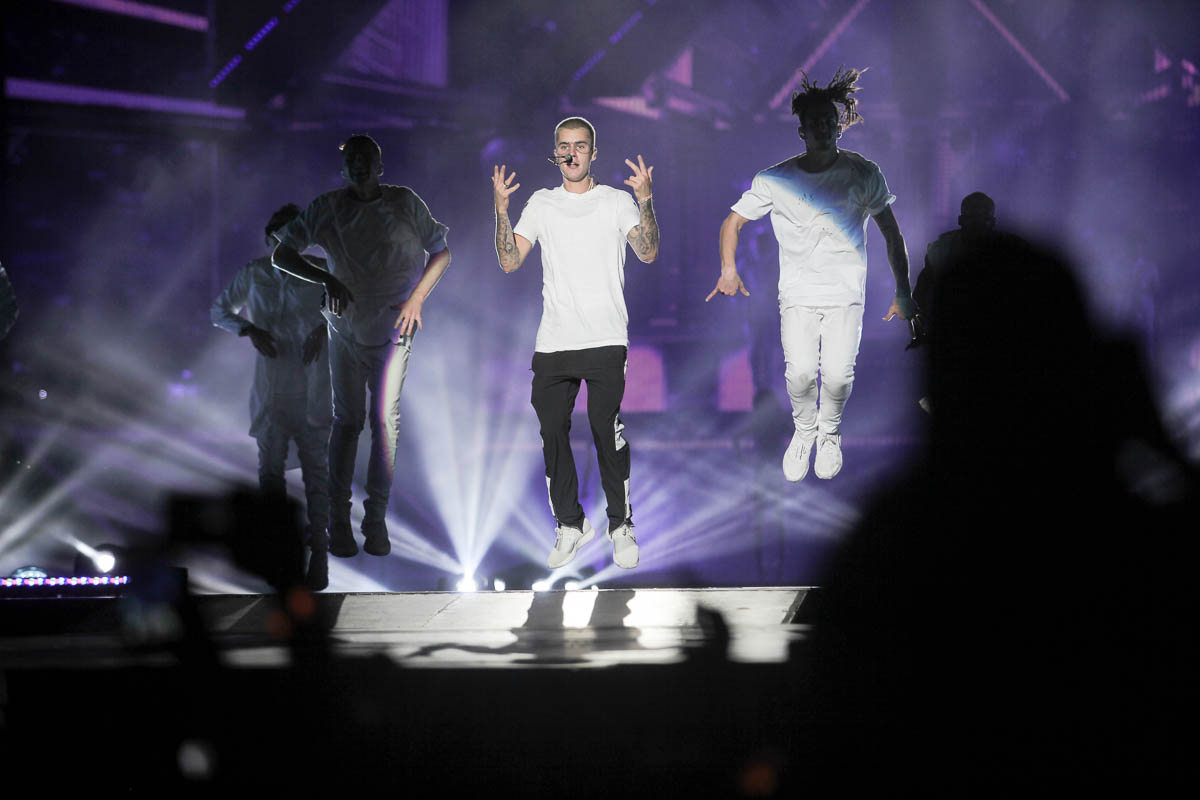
left=209, top=1, right=304, bottom=88
left=2, top=575, right=129, bottom=589
left=571, top=0, right=656, bottom=85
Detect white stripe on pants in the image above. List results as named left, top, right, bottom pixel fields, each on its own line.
left=780, top=303, right=863, bottom=436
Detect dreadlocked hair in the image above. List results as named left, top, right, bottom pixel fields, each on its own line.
left=790, top=66, right=868, bottom=131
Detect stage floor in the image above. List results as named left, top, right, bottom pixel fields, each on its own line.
left=1, top=587, right=812, bottom=670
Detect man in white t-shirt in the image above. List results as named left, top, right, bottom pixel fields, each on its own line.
left=491, top=117, right=659, bottom=570
left=708, top=68, right=914, bottom=481
left=273, top=134, right=451, bottom=559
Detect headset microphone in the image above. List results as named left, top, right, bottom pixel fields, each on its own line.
left=546, top=153, right=576, bottom=166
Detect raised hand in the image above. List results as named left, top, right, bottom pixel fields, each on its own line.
left=492, top=164, right=520, bottom=214
left=623, top=155, right=654, bottom=201
left=705, top=271, right=750, bottom=302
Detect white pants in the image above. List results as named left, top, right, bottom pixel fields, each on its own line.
left=780, top=304, right=863, bottom=436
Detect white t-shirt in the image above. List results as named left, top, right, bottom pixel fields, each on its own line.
left=732, top=149, right=894, bottom=308
left=513, top=184, right=642, bottom=353
left=280, top=185, right=448, bottom=347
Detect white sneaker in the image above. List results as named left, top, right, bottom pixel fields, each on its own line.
left=813, top=432, right=843, bottom=479
left=546, top=519, right=594, bottom=569
left=782, top=432, right=816, bottom=482
left=608, top=522, right=639, bottom=569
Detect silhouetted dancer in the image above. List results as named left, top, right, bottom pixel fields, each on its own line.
left=708, top=67, right=914, bottom=482
left=492, top=117, right=659, bottom=570
left=211, top=204, right=331, bottom=590
left=909, top=191, right=1028, bottom=410
left=912, top=191, right=1028, bottom=328
left=273, top=134, right=451, bottom=559
left=804, top=237, right=1199, bottom=790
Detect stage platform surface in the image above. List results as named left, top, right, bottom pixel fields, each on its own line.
left=0, top=586, right=812, bottom=670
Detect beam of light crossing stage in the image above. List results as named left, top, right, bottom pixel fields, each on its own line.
left=50, top=0, right=210, bottom=31
left=4, top=79, right=246, bottom=119
left=578, top=453, right=860, bottom=588
left=402, top=302, right=548, bottom=578
left=968, top=0, right=1071, bottom=103
left=769, top=0, right=873, bottom=110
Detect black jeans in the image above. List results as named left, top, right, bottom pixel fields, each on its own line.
left=530, top=345, right=631, bottom=531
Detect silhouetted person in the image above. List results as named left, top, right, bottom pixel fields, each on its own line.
left=709, top=68, right=914, bottom=483
left=804, top=237, right=1198, bottom=789
left=211, top=204, right=331, bottom=589
left=909, top=192, right=1027, bottom=409
left=273, top=134, right=451, bottom=559
left=912, top=191, right=1027, bottom=324
left=0, top=261, right=16, bottom=340
left=492, top=117, right=658, bottom=570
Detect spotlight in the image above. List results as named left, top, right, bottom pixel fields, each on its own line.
left=564, top=580, right=581, bottom=591
left=93, top=550, right=116, bottom=574
left=456, top=575, right=478, bottom=592
left=492, top=578, right=506, bottom=592
left=71, top=541, right=124, bottom=577
left=531, top=579, right=552, bottom=592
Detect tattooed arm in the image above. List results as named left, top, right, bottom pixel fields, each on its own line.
left=627, top=196, right=660, bottom=264
left=624, top=155, right=659, bottom=264
left=492, top=164, right=532, bottom=272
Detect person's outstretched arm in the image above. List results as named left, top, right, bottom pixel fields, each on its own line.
left=707, top=211, right=752, bottom=302
left=393, top=246, right=452, bottom=337
left=272, top=241, right=354, bottom=316
left=874, top=206, right=914, bottom=321
left=624, top=155, right=659, bottom=264
left=493, top=164, right=533, bottom=272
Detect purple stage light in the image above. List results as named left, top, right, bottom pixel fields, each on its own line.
left=968, top=0, right=1070, bottom=103
left=770, top=0, right=872, bottom=109
left=609, top=10, right=643, bottom=46
left=209, top=55, right=243, bottom=88
left=8, top=78, right=245, bottom=118
left=51, top=0, right=209, bottom=32
left=718, top=348, right=753, bottom=412
left=244, top=17, right=279, bottom=51
left=283, top=0, right=303, bottom=13
left=573, top=50, right=607, bottom=83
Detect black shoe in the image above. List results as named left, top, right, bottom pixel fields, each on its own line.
left=362, top=518, right=391, bottom=556
left=305, top=545, right=329, bottom=591
left=328, top=518, right=358, bottom=558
